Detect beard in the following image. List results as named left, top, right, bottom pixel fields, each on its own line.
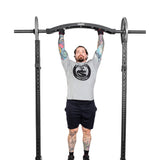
left=77, top=55, right=85, bottom=62
left=77, top=57, right=84, bottom=62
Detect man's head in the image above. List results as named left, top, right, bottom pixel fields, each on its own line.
left=74, top=46, right=88, bottom=63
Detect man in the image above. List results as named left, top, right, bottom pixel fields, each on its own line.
left=58, top=28, right=104, bottom=160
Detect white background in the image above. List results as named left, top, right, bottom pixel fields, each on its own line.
left=0, top=0, right=160, bottom=160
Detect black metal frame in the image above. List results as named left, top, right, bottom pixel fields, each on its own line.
left=14, top=20, right=146, bottom=34
left=120, top=18, right=128, bottom=160
left=14, top=17, right=146, bottom=160
left=34, top=17, right=42, bottom=160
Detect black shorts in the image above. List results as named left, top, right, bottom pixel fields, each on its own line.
left=65, top=99, right=97, bottom=129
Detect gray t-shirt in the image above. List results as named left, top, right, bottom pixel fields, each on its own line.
left=61, top=53, right=101, bottom=100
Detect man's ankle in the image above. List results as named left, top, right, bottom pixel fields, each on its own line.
left=69, top=152, right=74, bottom=156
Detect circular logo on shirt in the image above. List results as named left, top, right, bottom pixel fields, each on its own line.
left=73, top=64, right=91, bottom=81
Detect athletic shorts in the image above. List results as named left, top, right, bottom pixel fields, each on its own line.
left=65, top=99, right=97, bottom=129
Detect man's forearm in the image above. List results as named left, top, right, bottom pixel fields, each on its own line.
left=95, top=34, right=104, bottom=60
left=58, top=34, right=68, bottom=60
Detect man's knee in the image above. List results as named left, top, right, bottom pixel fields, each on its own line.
left=69, top=127, right=79, bottom=137
left=82, top=126, right=91, bottom=135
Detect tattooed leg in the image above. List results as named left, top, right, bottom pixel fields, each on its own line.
left=68, top=128, right=79, bottom=152
left=82, top=126, right=91, bottom=151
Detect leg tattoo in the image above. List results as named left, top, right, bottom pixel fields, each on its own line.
left=82, top=128, right=91, bottom=151
left=68, top=129, right=78, bottom=152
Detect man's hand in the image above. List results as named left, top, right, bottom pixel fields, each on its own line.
left=97, top=29, right=104, bottom=35
left=59, top=29, right=65, bottom=35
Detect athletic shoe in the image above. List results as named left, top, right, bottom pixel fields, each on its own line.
left=83, top=155, right=89, bottom=160
left=68, top=155, right=74, bottom=160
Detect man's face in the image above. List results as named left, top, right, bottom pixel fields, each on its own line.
left=75, top=47, right=88, bottom=62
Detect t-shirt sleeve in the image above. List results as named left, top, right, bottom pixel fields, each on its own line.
left=91, top=52, right=101, bottom=71
left=61, top=56, right=70, bottom=73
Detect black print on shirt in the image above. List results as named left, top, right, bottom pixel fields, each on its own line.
left=73, top=64, right=91, bottom=81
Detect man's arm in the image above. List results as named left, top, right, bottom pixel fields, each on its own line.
left=58, top=29, right=68, bottom=60
left=91, top=29, right=104, bottom=70
left=95, top=29, right=104, bottom=60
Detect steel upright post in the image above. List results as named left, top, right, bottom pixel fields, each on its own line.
left=34, top=17, right=42, bottom=160
left=120, top=17, right=128, bottom=160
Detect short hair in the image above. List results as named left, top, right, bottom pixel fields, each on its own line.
left=74, top=46, right=88, bottom=55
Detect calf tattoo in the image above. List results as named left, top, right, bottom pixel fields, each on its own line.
left=83, top=133, right=91, bottom=151
left=68, top=131, right=77, bottom=152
